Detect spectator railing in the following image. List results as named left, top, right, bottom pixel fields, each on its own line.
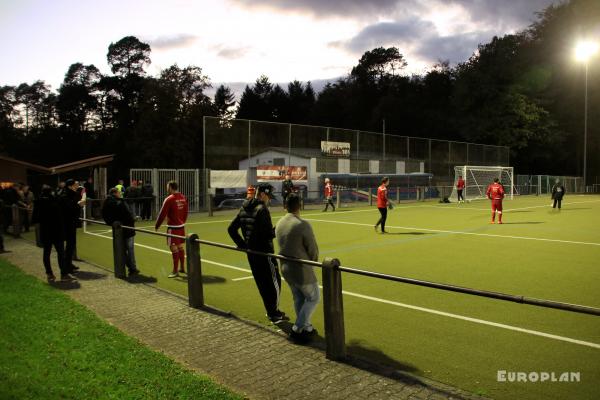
left=80, top=217, right=600, bottom=361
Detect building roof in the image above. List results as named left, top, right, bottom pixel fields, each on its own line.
left=0, top=155, right=51, bottom=173
left=0, top=154, right=114, bottom=175
left=249, top=147, right=417, bottom=161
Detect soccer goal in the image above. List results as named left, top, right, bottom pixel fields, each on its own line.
left=452, top=166, right=514, bottom=201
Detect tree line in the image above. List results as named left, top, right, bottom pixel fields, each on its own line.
left=1, top=0, right=598, bottom=181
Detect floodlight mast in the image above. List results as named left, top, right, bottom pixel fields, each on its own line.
left=575, top=40, right=598, bottom=189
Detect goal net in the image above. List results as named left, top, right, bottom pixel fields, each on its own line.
left=451, top=166, right=514, bottom=201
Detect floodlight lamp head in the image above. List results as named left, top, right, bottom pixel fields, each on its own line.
left=575, top=40, right=599, bottom=62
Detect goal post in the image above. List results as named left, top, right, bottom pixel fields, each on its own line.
left=452, top=166, right=514, bottom=201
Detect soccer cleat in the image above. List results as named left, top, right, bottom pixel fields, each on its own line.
left=498, top=221, right=503, bottom=224
left=490, top=221, right=495, bottom=224
left=179, top=269, right=186, bottom=274
left=168, top=272, right=179, bottom=278
left=374, top=225, right=378, bottom=232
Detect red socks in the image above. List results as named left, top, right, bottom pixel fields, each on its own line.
left=171, top=251, right=179, bottom=273
left=178, top=249, right=185, bottom=272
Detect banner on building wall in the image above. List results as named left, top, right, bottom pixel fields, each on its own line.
left=257, top=166, right=307, bottom=181
left=321, top=141, right=350, bottom=157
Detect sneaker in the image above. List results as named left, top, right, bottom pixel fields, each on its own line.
left=168, top=272, right=179, bottom=278
left=70, top=265, right=80, bottom=272
left=178, top=269, right=186, bottom=274
left=46, top=273, right=56, bottom=282
left=129, top=269, right=140, bottom=276
left=267, top=311, right=289, bottom=323
left=60, top=274, right=77, bottom=281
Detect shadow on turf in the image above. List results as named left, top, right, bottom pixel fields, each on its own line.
left=72, top=270, right=107, bottom=280
left=49, top=280, right=81, bottom=290
left=383, top=232, right=429, bottom=235
left=127, top=274, right=158, bottom=284
left=498, top=221, right=545, bottom=225
left=170, top=274, right=226, bottom=284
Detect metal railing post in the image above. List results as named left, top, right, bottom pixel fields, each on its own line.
left=396, top=186, right=400, bottom=203
left=300, top=189, right=305, bottom=210
left=208, top=194, right=213, bottom=217
left=11, top=204, right=21, bottom=238
left=322, top=257, right=346, bottom=361
left=186, top=233, right=204, bottom=308
left=336, top=189, right=341, bottom=209
left=369, top=188, right=373, bottom=206
left=112, top=222, right=126, bottom=279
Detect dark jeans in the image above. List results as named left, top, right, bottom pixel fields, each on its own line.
left=43, top=239, right=67, bottom=275
left=457, top=189, right=464, bottom=201
left=247, top=253, right=282, bottom=316
left=376, top=207, right=388, bottom=232
left=141, top=199, right=152, bottom=220
left=553, top=198, right=562, bottom=209
left=64, top=225, right=77, bottom=269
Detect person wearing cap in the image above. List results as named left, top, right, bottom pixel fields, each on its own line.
left=228, top=183, right=288, bottom=323
left=322, top=177, right=335, bottom=212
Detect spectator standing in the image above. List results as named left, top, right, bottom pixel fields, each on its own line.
left=322, top=178, right=335, bottom=212
left=125, top=180, right=141, bottom=219
left=61, top=179, right=84, bottom=272
left=103, top=187, right=140, bottom=276
left=115, top=180, right=125, bottom=194
left=228, top=183, right=288, bottom=323
left=275, top=193, right=320, bottom=342
left=32, top=185, right=74, bottom=281
left=282, top=174, right=294, bottom=210
left=140, top=180, right=154, bottom=221
left=551, top=179, right=566, bottom=210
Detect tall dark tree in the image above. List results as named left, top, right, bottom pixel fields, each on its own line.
left=107, top=36, right=151, bottom=77
left=214, top=84, right=236, bottom=119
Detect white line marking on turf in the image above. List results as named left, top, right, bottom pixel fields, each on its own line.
left=232, top=276, right=255, bottom=281
left=340, top=290, right=600, bottom=349
left=304, top=218, right=600, bottom=247
left=84, top=231, right=599, bottom=349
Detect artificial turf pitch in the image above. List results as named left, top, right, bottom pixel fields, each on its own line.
left=39, top=194, right=600, bottom=399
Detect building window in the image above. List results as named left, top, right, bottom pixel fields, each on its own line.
left=273, top=158, right=285, bottom=166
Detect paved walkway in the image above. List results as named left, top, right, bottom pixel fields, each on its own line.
left=1, top=236, right=486, bottom=400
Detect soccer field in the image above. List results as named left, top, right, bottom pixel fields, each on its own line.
left=70, top=195, right=600, bottom=399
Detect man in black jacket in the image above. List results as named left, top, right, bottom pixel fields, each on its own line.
left=61, top=179, right=84, bottom=273
left=551, top=179, right=566, bottom=210
left=140, top=180, right=154, bottom=221
left=281, top=174, right=294, bottom=210
left=228, top=183, right=287, bottom=323
left=32, top=185, right=74, bottom=281
left=102, top=187, right=140, bottom=276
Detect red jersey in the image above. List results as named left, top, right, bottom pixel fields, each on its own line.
left=457, top=178, right=465, bottom=190
left=324, top=182, right=333, bottom=197
left=155, top=192, right=188, bottom=229
left=486, top=183, right=505, bottom=201
left=377, top=184, right=388, bottom=208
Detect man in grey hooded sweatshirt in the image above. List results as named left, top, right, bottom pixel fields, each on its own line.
left=275, top=193, right=320, bottom=342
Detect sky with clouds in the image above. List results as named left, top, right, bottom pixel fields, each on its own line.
left=0, top=0, right=559, bottom=95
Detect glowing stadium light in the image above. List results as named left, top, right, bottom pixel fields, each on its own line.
left=575, top=40, right=599, bottom=62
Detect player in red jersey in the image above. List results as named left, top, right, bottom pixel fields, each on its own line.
left=456, top=175, right=465, bottom=203
left=486, top=178, right=505, bottom=224
left=374, top=177, right=390, bottom=233
left=322, top=178, right=335, bottom=212
left=155, top=181, right=189, bottom=277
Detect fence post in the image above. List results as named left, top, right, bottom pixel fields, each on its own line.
left=300, top=189, right=305, bottom=210
left=322, top=257, right=346, bottom=361
left=396, top=186, right=400, bottom=203
left=186, top=233, right=204, bottom=308
left=336, top=189, right=341, bottom=209
left=11, top=204, right=21, bottom=238
left=369, top=188, right=373, bottom=206
left=112, top=222, right=126, bottom=279
left=207, top=194, right=213, bottom=217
